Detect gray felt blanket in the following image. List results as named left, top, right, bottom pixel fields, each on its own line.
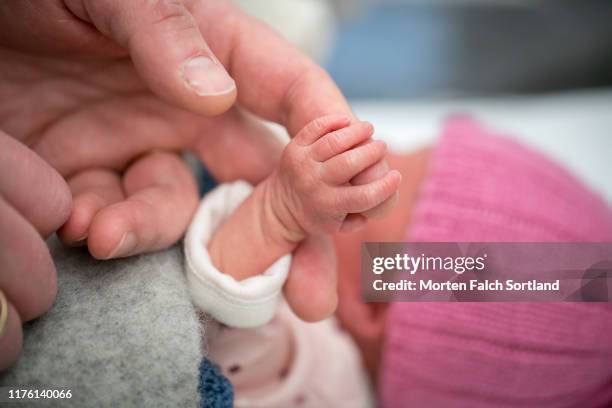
left=0, top=237, right=203, bottom=407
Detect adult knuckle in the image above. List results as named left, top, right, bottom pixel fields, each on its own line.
left=150, top=0, right=195, bottom=33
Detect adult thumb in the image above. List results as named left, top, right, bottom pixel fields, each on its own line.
left=71, top=0, right=236, bottom=116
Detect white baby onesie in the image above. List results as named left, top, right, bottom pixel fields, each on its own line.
left=184, top=181, right=373, bottom=407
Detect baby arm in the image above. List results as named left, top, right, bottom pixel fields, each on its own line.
left=207, top=115, right=402, bottom=281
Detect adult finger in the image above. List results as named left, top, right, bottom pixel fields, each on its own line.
left=188, top=0, right=347, bottom=135
left=0, top=1, right=123, bottom=56
left=284, top=234, right=338, bottom=322
left=192, top=108, right=284, bottom=184
left=0, top=132, right=72, bottom=237
left=188, top=1, right=396, bottom=215
left=0, top=197, right=57, bottom=322
left=35, top=97, right=281, bottom=184
left=87, top=151, right=198, bottom=259
left=66, top=0, right=236, bottom=116
left=0, top=293, right=23, bottom=371
left=57, top=169, right=124, bottom=245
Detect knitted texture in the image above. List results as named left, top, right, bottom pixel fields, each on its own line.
left=379, top=118, right=612, bottom=408
left=197, top=164, right=218, bottom=198
left=199, top=357, right=234, bottom=408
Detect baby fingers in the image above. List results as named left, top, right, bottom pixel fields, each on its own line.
left=293, top=114, right=351, bottom=146
left=322, top=140, right=388, bottom=184
left=335, top=170, right=401, bottom=214
left=311, top=121, right=374, bottom=161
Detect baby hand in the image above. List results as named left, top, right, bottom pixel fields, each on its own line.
left=268, top=115, right=402, bottom=241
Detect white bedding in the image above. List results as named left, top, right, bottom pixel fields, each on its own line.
left=350, top=89, right=612, bottom=203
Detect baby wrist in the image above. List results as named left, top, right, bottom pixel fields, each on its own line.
left=184, top=181, right=291, bottom=328
left=261, top=172, right=307, bottom=245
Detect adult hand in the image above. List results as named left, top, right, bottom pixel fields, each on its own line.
left=0, top=0, right=394, bottom=325
left=0, top=132, right=72, bottom=370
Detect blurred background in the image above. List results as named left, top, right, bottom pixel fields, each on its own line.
left=233, top=0, right=612, bottom=202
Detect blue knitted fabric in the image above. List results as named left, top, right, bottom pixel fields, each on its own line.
left=196, top=163, right=218, bottom=197
left=199, top=357, right=233, bottom=408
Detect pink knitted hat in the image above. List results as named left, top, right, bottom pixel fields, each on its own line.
left=379, top=118, right=612, bottom=407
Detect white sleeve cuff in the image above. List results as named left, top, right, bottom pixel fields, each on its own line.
left=184, top=180, right=291, bottom=328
